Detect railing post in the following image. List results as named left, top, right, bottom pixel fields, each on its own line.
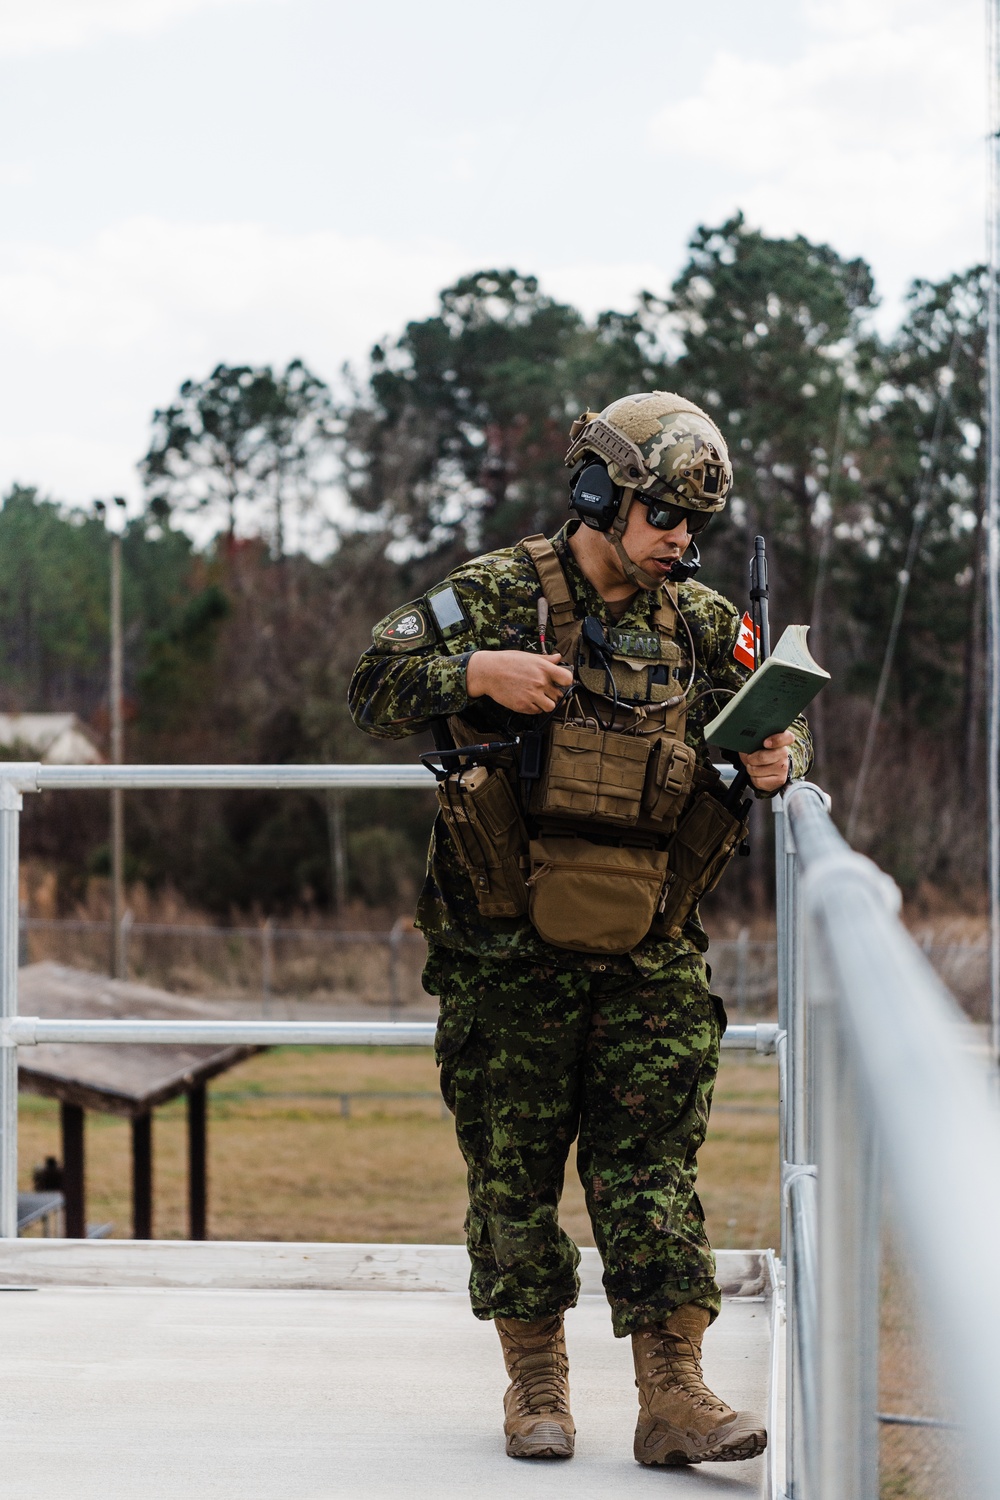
left=0, top=778, right=22, bottom=1239
left=775, top=790, right=811, bottom=1498
left=774, top=796, right=789, bottom=1244
left=811, top=925, right=881, bottom=1500
left=785, top=1165, right=819, bottom=1500
left=775, top=796, right=788, bottom=1028
left=775, top=794, right=806, bottom=1168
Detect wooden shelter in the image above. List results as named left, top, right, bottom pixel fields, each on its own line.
left=17, top=963, right=259, bottom=1239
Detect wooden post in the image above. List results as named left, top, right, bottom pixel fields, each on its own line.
left=326, top=789, right=347, bottom=914
left=60, top=1102, right=85, bottom=1238
left=260, top=917, right=274, bottom=1017
left=736, top=925, right=750, bottom=1017
left=131, top=1112, right=153, bottom=1240
left=187, top=1084, right=207, bottom=1241
left=388, top=916, right=406, bottom=1020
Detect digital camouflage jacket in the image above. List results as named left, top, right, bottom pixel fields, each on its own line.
left=348, top=524, right=813, bottom=974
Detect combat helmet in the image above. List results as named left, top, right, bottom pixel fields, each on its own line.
left=565, top=391, right=732, bottom=512
left=564, top=391, right=732, bottom=588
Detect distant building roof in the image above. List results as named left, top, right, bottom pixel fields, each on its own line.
left=0, top=713, right=104, bottom=764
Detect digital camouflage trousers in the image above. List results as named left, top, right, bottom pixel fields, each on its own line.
left=424, top=944, right=725, bottom=1338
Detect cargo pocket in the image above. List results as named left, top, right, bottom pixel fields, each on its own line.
left=434, top=1002, right=476, bottom=1066
left=658, top=793, right=749, bottom=938
left=710, top=993, right=729, bottom=1038
left=526, top=835, right=669, bottom=955
left=435, top=1001, right=477, bottom=1121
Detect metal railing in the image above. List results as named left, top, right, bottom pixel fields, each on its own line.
left=774, top=782, right=1000, bottom=1500
left=4, top=761, right=1000, bottom=1497
left=0, top=759, right=766, bottom=1245
left=0, top=764, right=418, bottom=1241
left=6, top=1015, right=776, bottom=1049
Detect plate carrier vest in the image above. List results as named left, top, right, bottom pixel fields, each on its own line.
left=433, top=534, right=749, bottom=954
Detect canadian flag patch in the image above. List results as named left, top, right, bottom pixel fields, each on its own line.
left=734, top=612, right=759, bottom=670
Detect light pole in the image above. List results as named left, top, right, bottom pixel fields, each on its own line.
left=95, top=497, right=128, bottom=979
left=988, top=0, right=1000, bottom=1064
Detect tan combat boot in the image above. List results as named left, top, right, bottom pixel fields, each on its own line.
left=631, top=1304, right=767, bottom=1466
left=494, top=1314, right=575, bottom=1459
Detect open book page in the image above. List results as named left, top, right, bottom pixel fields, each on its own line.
left=769, top=624, right=829, bottom=677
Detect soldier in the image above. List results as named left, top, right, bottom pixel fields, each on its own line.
left=349, top=392, right=811, bottom=1468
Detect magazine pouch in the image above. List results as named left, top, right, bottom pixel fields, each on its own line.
left=658, top=792, right=750, bottom=938
left=436, top=764, right=528, bottom=918
left=642, top=736, right=698, bottom=824
left=533, top=722, right=649, bottom=826
left=526, top=835, right=669, bottom=954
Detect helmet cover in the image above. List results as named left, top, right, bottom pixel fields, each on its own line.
left=565, top=391, right=732, bottom=513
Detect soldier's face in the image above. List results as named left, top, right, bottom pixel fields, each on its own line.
left=618, top=501, right=692, bottom=583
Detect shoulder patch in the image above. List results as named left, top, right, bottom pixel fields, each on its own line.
left=376, top=604, right=432, bottom=648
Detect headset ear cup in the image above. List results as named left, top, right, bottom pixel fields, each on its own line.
left=570, top=461, right=622, bottom=532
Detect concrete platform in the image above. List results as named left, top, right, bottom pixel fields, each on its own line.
left=0, top=1246, right=775, bottom=1499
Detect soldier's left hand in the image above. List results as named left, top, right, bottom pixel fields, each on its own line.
left=740, top=730, right=794, bottom=792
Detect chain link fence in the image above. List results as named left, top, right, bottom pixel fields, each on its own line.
left=19, top=915, right=992, bottom=1025
left=879, top=1237, right=961, bottom=1499
left=19, top=916, right=428, bottom=1014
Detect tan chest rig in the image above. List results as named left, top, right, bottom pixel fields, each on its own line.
left=433, top=535, right=749, bottom=954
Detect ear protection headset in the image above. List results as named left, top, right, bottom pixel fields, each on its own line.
left=569, top=460, right=703, bottom=582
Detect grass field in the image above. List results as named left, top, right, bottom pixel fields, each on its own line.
left=17, top=1045, right=781, bottom=1247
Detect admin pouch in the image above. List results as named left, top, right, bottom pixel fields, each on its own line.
left=577, top=631, right=685, bottom=706
left=526, top=835, right=670, bottom=955
left=435, top=763, right=528, bottom=919
left=657, top=790, right=750, bottom=938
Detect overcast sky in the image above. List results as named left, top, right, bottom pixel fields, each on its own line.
left=0, top=0, right=986, bottom=516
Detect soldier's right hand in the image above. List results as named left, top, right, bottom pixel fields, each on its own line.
left=466, top=651, right=574, bottom=714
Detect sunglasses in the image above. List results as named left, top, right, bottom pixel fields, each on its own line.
left=640, top=495, right=712, bottom=535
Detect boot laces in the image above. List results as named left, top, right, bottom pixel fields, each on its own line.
left=498, top=1317, right=570, bottom=1415
left=511, top=1351, right=570, bottom=1415
left=646, top=1337, right=730, bottom=1417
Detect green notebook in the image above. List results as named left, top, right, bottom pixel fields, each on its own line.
left=702, top=625, right=830, bottom=753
